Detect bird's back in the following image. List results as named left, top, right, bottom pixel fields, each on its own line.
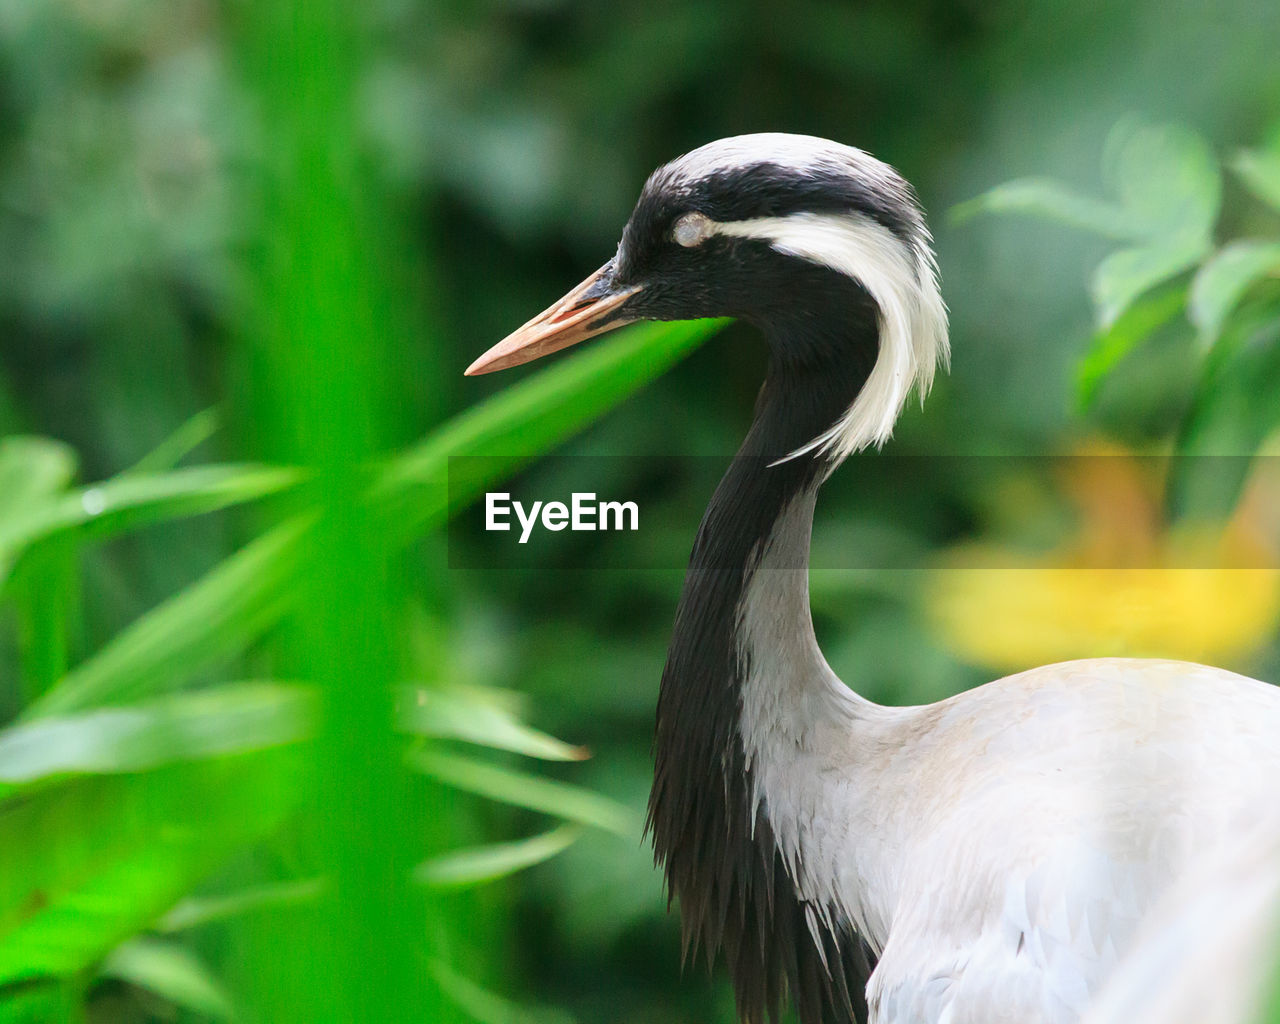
left=856, top=658, right=1280, bottom=1024
left=1077, top=816, right=1280, bottom=1024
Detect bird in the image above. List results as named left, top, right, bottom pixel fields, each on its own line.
left=1078, top=823, right=1280, bottom=1024
left=465, top=134, right=1280, bottom=1024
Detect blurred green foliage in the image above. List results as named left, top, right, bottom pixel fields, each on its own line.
left=0, top=1, right=1278, bottom=1023
left=964, top=118, right=1280, bottom=521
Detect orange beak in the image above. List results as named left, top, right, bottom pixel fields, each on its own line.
left=464, top=264, right=642, bottom=376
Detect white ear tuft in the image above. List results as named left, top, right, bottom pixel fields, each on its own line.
left=715, top=211, right=949, bottom=462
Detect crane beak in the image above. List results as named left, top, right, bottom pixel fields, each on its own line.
left=464, top=263, right=643, bottom=376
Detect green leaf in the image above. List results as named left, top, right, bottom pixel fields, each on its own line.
left=960, top=120, right=1221, bottom=328
left=26, top=520, right=309, bottom=720
left=0, top=683, right=313, bottom=795
left=29, top=320, right=723, bottom=719
left=401, top=687, right=586, bottom=762
left=1090, top=236, right=1205, bottom=328
left=0, top=748, right=303, bottom=983
left=378, top=318, right=727, bottom=539
left=1102, top=119, right=1220, bottom=241
left=949, top=178, right=1136, bottom=237
left=955, top=122, right=1220, bottom=249
left=157, top=879, right=325, bottom=933
left=0, top=464, right=300, bottom=580
left=0, top=462, right=296, bottom=695
left=1168, top=299, right=1280, bottom=521
left=99, top=937, right=235, bottom=1021
left=0, top=438, right=76, bottom=524
left=431, top=961, right=577, bottom=1024
left=0, top=979, right=84, bottom=1023
left=0, top=438, right=83, bottom=701
left=126, top=408, right=221, bottom=475
left=1188, top=240, right=1280, bottom=343
left=0, top=438, right=78, bottom=593
left=411, top=749, right=638, bottom=838
left=414, top=825, right=584, bottom=888
left=1233, top=148, right=1280, bottom=212
left=8, top=536, right=81, bottom=705
left=1076, top=283, right=1188, bottom=408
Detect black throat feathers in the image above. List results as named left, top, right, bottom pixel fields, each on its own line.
left=646, top=274, right=882, bottom=1024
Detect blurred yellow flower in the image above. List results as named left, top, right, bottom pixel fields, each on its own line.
left=927, top=444, right=1280, bottom=671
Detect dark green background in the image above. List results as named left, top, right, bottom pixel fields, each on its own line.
left=2, top=1, right=1279, bottom=1022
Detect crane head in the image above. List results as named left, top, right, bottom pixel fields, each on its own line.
left=467, top=133, right=948, bottom=459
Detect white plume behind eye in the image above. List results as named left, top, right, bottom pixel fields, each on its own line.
left=694, top=210, right=948, bottom=462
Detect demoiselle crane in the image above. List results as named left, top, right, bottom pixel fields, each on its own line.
left=465, top=134, right=1280, bottom=1024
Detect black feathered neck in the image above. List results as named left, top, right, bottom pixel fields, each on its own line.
left=646, top=274, right=881, bottom=1024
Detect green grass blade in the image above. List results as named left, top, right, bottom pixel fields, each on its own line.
left=8, top=537, right=80, bottom=705
left=157, top=880, right=326, bottom=934
left=0, top=748, right=304, bottom=984
left=0, top=683, right=313, bottom=795
left=25, top=521, right=309, bottom=720
left=411, top=749, right=638, bottom=838
left=414, top=825, right=584, bottom=888
left=29, top=320, right=722, bottom=720
left=0, top=465, right=301, bottom=577
left=0, top=438, right=78, bottom=599
left=0, top=437, right=77, bottom=524
left=1, top=322, right=719, bottom=579
left=378, top=318, right=727, bottom=537
left=0, top=979, right=86, bottom=1023
left=402, top=688, right=587, bottom=762
left=99, top=937, right=235, bottom=1021
left=125, top=408, right=222, bottom=475
left=430, top=961, right=577, bottom=1024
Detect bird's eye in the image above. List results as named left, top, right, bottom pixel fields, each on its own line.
left=672, top=212, right=715, bottom=248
